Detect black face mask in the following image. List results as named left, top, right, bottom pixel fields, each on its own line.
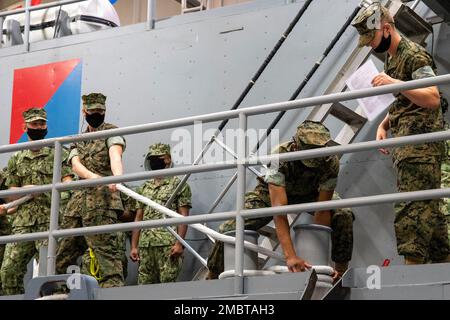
left=85, top=113, right=105, bottom=128
left=27, top=128, right=48, bottom=141
left=148, top=157, right=167, bottom=171
left=373, top=33, right=391, bottom=54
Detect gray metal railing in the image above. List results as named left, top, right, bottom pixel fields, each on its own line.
left=0, top=0, right=157, bottom=51
left=0, top=74, right=450, bottom=294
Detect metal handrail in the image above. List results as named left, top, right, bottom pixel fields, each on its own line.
left=1, top=74, right=449, bottom=155
left=0, top=74, right=449, bottom=289
left=0, top=0, right=89, bottom=18
left=0, top=0, right=157, bottom=52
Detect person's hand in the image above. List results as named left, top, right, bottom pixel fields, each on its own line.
left=130, top=247, right=140, bottom=262
left=332, top=269, right=340, bottom=282
left=0, top=204, right=6, bottom=216
left=169, top=242, right=184, bottom=259
left=108, top=184, right=117, bottom=192
left=376, top=125, right=390, bottom=155
left=286, top=256, right=312, bottom=272
left=371, top=72, right=399, bottom=87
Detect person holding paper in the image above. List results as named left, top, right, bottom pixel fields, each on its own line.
left=352, top=3, right=450, bottom=265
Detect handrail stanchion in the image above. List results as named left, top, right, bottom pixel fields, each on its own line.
left=147, top=0, right=156, bottom=30
left=47, top=141, right=62, bottom=276
left=234, top=113, right=247, bottom=294
left=24, top=0, right=31, bottom=51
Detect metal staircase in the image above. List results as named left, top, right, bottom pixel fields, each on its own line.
left=253, top=0, right=434, bottom=267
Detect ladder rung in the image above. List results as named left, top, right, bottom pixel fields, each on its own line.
left=329, top=102, right=367, bottom=126
left=395, top=5, right=432, bottom=46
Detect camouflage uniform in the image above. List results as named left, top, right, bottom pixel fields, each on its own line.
left=0, top=108, right=72, bottom=295
left=81, top=191, right=136, bottom=280
left=352, top=4, right=450, bottom=262
left=0, top=168, right=12, bottom=295
left=56, top=93, right=125, bottom=287
left=136, top=143, right=192, bottom=284
left=440, top=139, right=450, bottom=243
left=207, top=121, right=354, bottom=277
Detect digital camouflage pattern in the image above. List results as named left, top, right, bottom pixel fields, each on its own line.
left=207, top=137, right=354, bottom=277
left=351, top=3, right=392, bottom=47
left=67, top=122, right=125, bottom=212
left=385, top=37, right=444, bottom=165
left=382, top=37, right=449, bottom=261
left=147, top=143, right=171, bottom=156
left=261, top=140, right=339, bottom=201
left=0, top=168, right=12, bottom=295
left=136, top=176, right=192, bottom=247
left=395, top=161, right=449, bottom=262
left=138, top=245, right=183, bottom=284
left=1, top=147, right=71, bottom=295
left=82, top=92, right=106, bottom=111
left=22, top=107, right=47, bottom=123
left=56, top=122, right=126, bottom=288
left=135, top=175, right=191, bottom=284
left=440, top=139, right=450, bottom=243
left=294, top=120, right=333, bottom=168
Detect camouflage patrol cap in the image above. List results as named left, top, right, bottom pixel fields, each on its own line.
left=295, top=120, right=332, bottom=168
left=147, top=143, right=171, bottom=157
left=23, top=107, right=47, bottom=123
left=82, top=93, right=106, bottom=110
left=351, top=3, right=392, bottom=47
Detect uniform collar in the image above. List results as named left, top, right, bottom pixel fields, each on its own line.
left=145, top=176, right=173, bottom=188
left=22, top=147, right=51, bottom=159
left=387, top=37, right=408, bottom=68
left=85, top=122, right=108, bottom=133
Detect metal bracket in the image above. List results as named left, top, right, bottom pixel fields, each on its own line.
left=54, top=9, right=73, bottom=38
left=6, top=19, right=23, bottom=46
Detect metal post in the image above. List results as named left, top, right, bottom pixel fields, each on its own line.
left=24, top=0, right=31, bottom=51
left=234, top=113, right=247, bottom=294
left=147, top=0, right=156, bottom=30
left=411, top=0, right=421, bottom=10
left=0, top=17, right=4, bottom=49
left=47, top=141, right=62, bottom=276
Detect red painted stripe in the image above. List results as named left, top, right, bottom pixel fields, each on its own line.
left=10, top=59, right=80, bottom=143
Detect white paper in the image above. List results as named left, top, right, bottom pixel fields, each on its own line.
left=345, top=59, right=395, bottom=121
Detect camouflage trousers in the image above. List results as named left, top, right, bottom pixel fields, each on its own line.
left=81, top=231, right=128, bottom=280
left=0, top=223, right=47, bottom=295
left=138, top=245, right=183, bottom=285
left=0, top=216, right=11, bottom=295
left=207, top=198, right=354, bottom=277
left=439, top=199, right=450, bottom=244
left=56, top=209, right=124, bottom=288
left=395, top=160, right=450, bottom=262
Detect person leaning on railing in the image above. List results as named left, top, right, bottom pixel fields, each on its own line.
left=352, top=3, right=450, bottom=264
left=206, top=121, right=355, bottom=280
left=0, top=108, right=73, bottom=295
left=55, top=93, right=126, bottom=288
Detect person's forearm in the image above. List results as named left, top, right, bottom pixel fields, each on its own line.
left=131, top=209, right=143, bottom=249
left=72, top=160, right=97, bottom=180
left=379, top=114, right=390, bottom=131
left=400, top=86, right=440, bottom=109
left=131, top=229, right=140, bottom=250
left=109, top=146, right=123, bottom=177
left=176, top=207, right=189, bottom=241
left=110, top=156, right=123, bottom=177
left=274, top=215, right=297, bottom=259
